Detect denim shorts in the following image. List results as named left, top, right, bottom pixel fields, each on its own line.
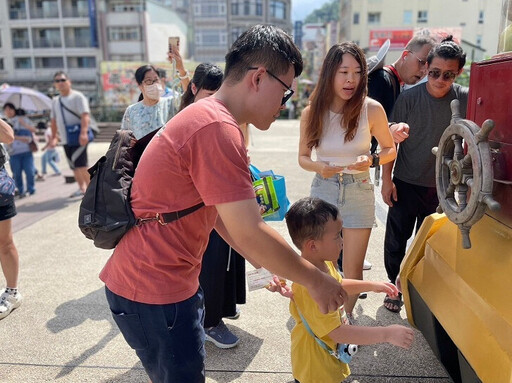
left=105, top=286, right=206, bottom=383
left=310, top=171, right=375, bottom=229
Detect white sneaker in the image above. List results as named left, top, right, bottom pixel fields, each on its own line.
left=0, top=290, right=23, bottom=320
left=363, top=259, right=372, bottom=270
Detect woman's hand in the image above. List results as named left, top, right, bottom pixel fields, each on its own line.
left=346, top=155, right=372, bottom=172
left=317, top=162, right=344, bottom=178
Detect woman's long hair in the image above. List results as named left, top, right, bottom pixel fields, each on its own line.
left=304, top=42, right=368, bottom=149
left=179, top=63, right=223, bottom=111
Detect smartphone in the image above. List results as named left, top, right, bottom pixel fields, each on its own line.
left=168, top=36, right=180, bottom=53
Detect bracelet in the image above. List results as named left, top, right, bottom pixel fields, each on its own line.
left=388, top=122, right=396, bottom=128
left=178, top=70, right=190, bottom=80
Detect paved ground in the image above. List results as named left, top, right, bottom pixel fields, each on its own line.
left=1, top=120, right=452, bottom=382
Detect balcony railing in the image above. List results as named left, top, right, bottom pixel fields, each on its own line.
left=12, top=39, right=30, bottom=49
left=33, top=38, right=62, bottom=48
left=65, top=38, right=91, bottom=48
left=30, top=7, right=59, bottom=19
left=9, top=9, right=27, bottom=19
left=62, top=7, right=89, bottom=18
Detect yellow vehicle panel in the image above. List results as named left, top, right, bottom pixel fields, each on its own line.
left=401, top=214, right=512, bottom=383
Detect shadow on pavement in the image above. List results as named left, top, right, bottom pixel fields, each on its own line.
left=46, top=288, right=120, bottom=379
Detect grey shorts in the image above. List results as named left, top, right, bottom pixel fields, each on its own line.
left=310, top=171, right=375, bottom=229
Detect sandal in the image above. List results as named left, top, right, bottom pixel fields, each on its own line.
left=383, top=293, right=403, bottom=313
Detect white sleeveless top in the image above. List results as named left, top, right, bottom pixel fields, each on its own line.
left=314, top=99, right=371, bottom=174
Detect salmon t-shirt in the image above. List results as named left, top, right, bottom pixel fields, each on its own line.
left=99, top=97, right=255, bottom=304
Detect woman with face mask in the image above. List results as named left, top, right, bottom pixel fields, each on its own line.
left=120, top=65, right=179, bottom=139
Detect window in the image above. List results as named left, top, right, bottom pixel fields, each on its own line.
left=15, top=57, right=32, bottom=69
left=109, top=0, right=144, bottom=12
left=353, top=12, right=359, bottom=24
left=417, top=10, right=428, bottom=23
left=231, top=1, right=238, bottom=15
left=368, top=12, right=380, bottom=24
left=0, top=58, right=4, bottom=71
left=68, top=56, right=96, bottom=68
left=9, top=0, right=27, bottom=19
left=476, top=35, right=482, bottom=46
left=33, top=28, right=62, bottom=48
left=195, top=2, right=226, bottom=17
left=256, top=0, right=262, bottom=16
left=11, top=29, right=30, bottom=49
left=35, top=56, right=64, bottom=68
left=478, top=10, right=484, bottom=24
left=270, top=1, right=286, bottom=19
left=231, top=26, right=245, bottom=44
left=108, top=27, right=142, bottom=41
left=403, top=10, right=412, bottom=24
left=244, top=0, right=250, bottom=15
left=195, top=30, right=227, bottom=46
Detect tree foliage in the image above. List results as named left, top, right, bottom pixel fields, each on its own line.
left=304, top=0, right=339, bottom=24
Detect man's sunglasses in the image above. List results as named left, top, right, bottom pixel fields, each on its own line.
left=53, top=78, right=67, bottom=83
left=428, top=69, right=458, bottom=81
left=407, top=50, right=427, bottom=66
left=248, top=67, right=294, bottom=105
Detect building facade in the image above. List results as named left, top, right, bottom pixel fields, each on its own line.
left=192, top=0, right=292, bottom=63
left=339, top=0, right=501, bottom=63
left=0, top=0, right=187, bottom=100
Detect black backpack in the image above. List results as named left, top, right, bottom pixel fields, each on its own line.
left=78, top=129, right=204, bottom=249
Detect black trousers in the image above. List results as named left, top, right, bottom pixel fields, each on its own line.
left=384, top=177, right=439, bottom=284
left=199, top=230, right=246, bottom=328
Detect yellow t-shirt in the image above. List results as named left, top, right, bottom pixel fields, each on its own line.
left=289, top=261, right=351, bottom=383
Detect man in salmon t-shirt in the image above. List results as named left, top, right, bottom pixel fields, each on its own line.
left=99, top=25, right=348, bottom=383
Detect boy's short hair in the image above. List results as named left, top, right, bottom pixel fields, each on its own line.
left=285, top=197, right=339, bottom=250
left=224, top=24, right=303, bottom=84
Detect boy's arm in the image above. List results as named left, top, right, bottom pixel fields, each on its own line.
left=329, top=323, right=414, bottom=349
left=216, top=198, right=347, bottom=314
left=341, top=279, right=399, bottom=297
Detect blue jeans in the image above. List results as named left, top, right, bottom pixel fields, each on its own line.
left=9, top=151, right=35, bottom=195
left=105, top=287, right=206, bottom=383
left=41, top=149, right=60, bottom=175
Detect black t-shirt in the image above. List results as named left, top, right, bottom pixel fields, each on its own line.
left=368, top=67, right=400, bottom=119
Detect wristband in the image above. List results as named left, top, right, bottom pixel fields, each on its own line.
left=370, top=153, right=380, bottom=168
left=178, top=70, right=190, bottom=80
left=388, top=122, right=396, bottom=128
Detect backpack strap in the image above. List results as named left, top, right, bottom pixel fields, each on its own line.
left=294, top=303, right=340, bottom=359
left=135, top=202, right=205, bottom=226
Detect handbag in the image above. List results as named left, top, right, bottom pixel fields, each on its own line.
left=29, top=134, right=38, bottom=153
left=249, top=164, right=290, bottom=221
left=0, top=167, right=16, bottom=207
left=59, top=98, right=94, bottom=146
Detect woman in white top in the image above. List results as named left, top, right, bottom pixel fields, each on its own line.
left=298, top=42, right=396, bottom=320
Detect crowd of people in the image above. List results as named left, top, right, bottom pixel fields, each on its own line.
left=0, top=23, right=470, bottom=383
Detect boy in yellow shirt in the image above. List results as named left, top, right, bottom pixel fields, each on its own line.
left=284, top=197, right=414, bottom=383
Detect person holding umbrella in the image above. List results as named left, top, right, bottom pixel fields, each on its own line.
left=2, top=103, right=36, bottom=198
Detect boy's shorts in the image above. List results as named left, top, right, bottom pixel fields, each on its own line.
left=310, top=171, right=375, bottom=229
left=63, top=144, right=88, bottom=169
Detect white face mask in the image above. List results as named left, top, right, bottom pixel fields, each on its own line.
left=144, top=83, right=163, bottom=100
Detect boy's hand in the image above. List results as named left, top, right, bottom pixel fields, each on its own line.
left=385, top=325, right=414, bottom=349
left=266, top=275, right=293, bottom=299
left=372, top=281, right=399, bottom=297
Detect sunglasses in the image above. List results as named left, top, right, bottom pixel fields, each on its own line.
left=53, top=78, right=67, bottom=83
left=407, top=51, right=427, bottom=66
left=428, top=69, right=458, bottom=81
left=248, top=67, right=294, bottom=106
